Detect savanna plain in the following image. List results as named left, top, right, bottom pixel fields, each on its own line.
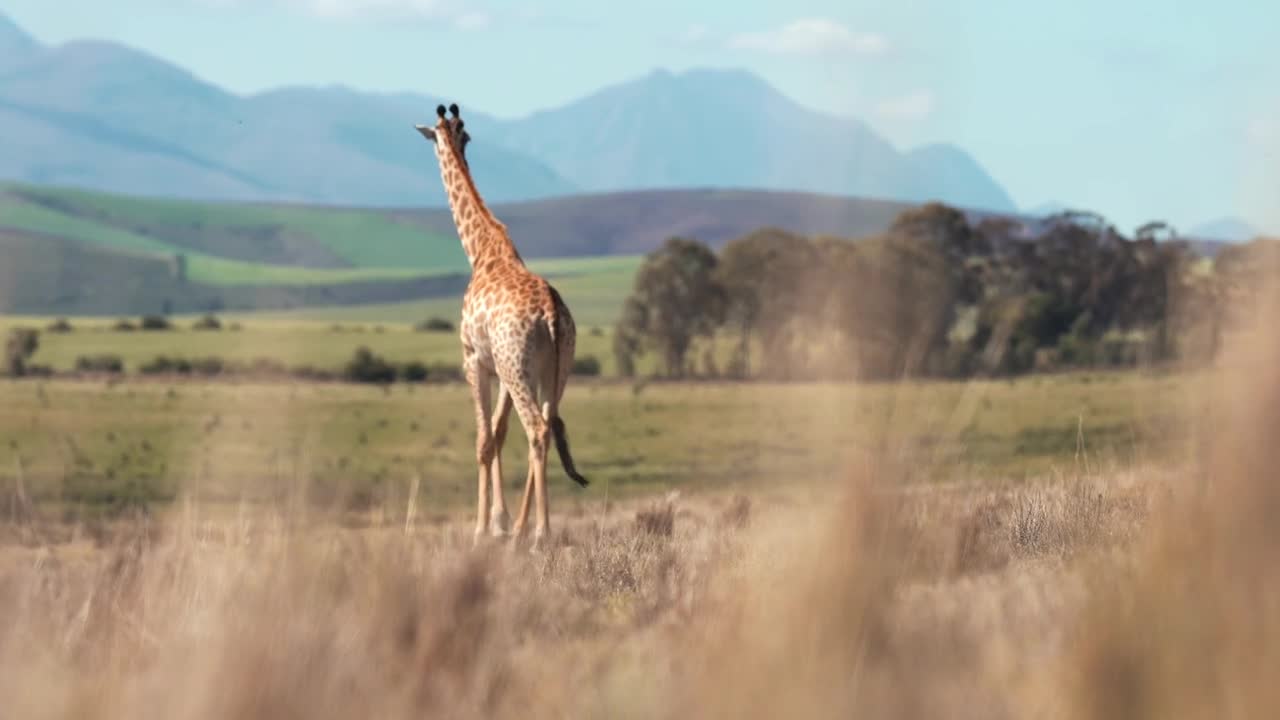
left=1, top=312, right=1278, bottom=719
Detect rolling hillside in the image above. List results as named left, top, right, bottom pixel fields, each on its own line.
left=0, top=181, right=954, bottom=317
left=0, top=11, right=1014, bottom=213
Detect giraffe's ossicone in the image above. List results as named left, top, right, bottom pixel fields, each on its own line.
left=416, top=103, right=588, bottom=549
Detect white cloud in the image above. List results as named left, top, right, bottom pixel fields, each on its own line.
left=452, top=11, right=491, bottom=31
left=729, top=19, right=888, bottom=57
left=874, top=90, right=935, bottom=121
left=200, top=0, right=488, bottom=28
left=678, top=24, right=710, bottom=45
left=291, top=0, right=449, bottom=18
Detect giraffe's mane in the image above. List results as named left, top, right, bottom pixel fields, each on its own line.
left=440, top=130, right=508, bottom=236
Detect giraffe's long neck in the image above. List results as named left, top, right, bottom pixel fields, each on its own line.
left=437, top=145, right=519, bottom=268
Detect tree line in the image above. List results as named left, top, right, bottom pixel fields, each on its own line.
left=614, top=203, right=1271, bottom=381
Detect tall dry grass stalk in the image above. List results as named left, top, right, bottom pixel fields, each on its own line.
left=1060, top=279, right=1280, bottom=720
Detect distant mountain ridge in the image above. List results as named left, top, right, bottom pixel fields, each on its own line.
left=1187, top=217, right=1261, bottom=243
left=0, top=11, right=1015, bottom=212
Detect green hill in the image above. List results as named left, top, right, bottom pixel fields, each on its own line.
left=0, top=181, right=942, bottom=320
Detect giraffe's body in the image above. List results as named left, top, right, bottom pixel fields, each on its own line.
left=416, top=104, right=587, bottom=548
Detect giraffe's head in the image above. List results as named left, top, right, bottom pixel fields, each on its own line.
left=415, top=102, right=471, bottom=169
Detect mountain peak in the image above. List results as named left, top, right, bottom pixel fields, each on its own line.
left=1188, top=216, right=1261, bottom=243
left=0, top=11, right=40, bottom=61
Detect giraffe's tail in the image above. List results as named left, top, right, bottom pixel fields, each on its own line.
left=550, top=416, right=589, bottom=488
left=546, top=285, right=588, bottom=488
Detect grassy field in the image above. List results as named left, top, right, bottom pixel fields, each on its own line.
left=0, top=371, right=1198, bottom=519
left=0, top=251, right=640, bottom=374
left=247, top=254, right=642, bottom=327
left=0, top=346, right=1273, bottom=719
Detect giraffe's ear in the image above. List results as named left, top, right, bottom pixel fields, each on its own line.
left=415, top=125, right=438, bottom=143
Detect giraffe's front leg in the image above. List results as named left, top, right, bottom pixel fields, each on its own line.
left=466, top=362, right=495, bottom=546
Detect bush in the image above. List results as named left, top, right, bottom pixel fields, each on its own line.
left=23, top=364, right=54, bottom=378
left=415, top=317, right=455, bottom=333
left=290, top=365, right=337, bottom=382
left=140, top=356, right=191, bottom=375
left=139, top=315, right=173, bottom=331
left=344, top=347, right=397, bottom=384
left=399, top=360, right=429, bottom=383
left=46, top=318, right=73, bottom=333
left=76, top=354, right=125, bottom=374
left=572, top=355, right=602, bottom=376
left=426, top=363, right=464, bottom=383
left=189, top=357, right=225, bottom=376
left=4, top=328, right=39, bottom=377
left=112, top=319, right=137, bottom=332
left=191, top=314, right=222, bottom=331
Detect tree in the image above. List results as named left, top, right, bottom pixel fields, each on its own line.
left=715, top=228, right=817, bottom=378
left=889, top=202, right=990, bottom=260
left=5, top=328, right=39, bottom=377
left=612, top=297, right=646, bottom=378
left=617, top=237, right=726, bottom=378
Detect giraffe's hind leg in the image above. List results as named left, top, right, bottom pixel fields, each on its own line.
left=488, top=384, right=513, bottom=536
left=465, top=360, right=496, bottom=546
left=506, top=375, right=551, bottom=550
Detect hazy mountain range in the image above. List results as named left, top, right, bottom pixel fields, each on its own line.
left=1186, top=217, right=1262, bottom=244
left=0, top=11, right=1016, bottom=212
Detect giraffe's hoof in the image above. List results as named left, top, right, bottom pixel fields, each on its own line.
left=490, top=512, right=511, bottom=537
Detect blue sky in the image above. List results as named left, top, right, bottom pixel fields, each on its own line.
left=4, top=0, right=1276, bottom=233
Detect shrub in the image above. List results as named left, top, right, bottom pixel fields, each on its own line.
left=635, top=497, right=676, bottom=537
left=572, top=355, right=602, bottom=376
left=46, top=318, right=73, bottom=333
left=399, top=360, right=429, bottom=383
left=140, top=356, right=191, bottom=375
left=189, top=357, right=225, bottom=376
left=344, top=347, right=397, bottom=384
left=191, top=314, right=222, bottom=331
left=4, top=328, right=39, bottom=377
left=76, top=354, right=125, bottom=374
left=290, top=365, right=337, bottom=382
left=112, top=319, right=137, bottom=332
left=139, top=315, right=173, bottom=331
left=415, top=317, right=455, bottom=333
left=23, top=364, right=54, bottom=378
left=426, top=363, right=464, bottom=383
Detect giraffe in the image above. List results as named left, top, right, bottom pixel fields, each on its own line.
left=415, top=103, right=588, bottom=549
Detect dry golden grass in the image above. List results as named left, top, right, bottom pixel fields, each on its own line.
left=3, top=293, right=1280, bottom=719
left=0, top=461, right=1160, bottom=720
